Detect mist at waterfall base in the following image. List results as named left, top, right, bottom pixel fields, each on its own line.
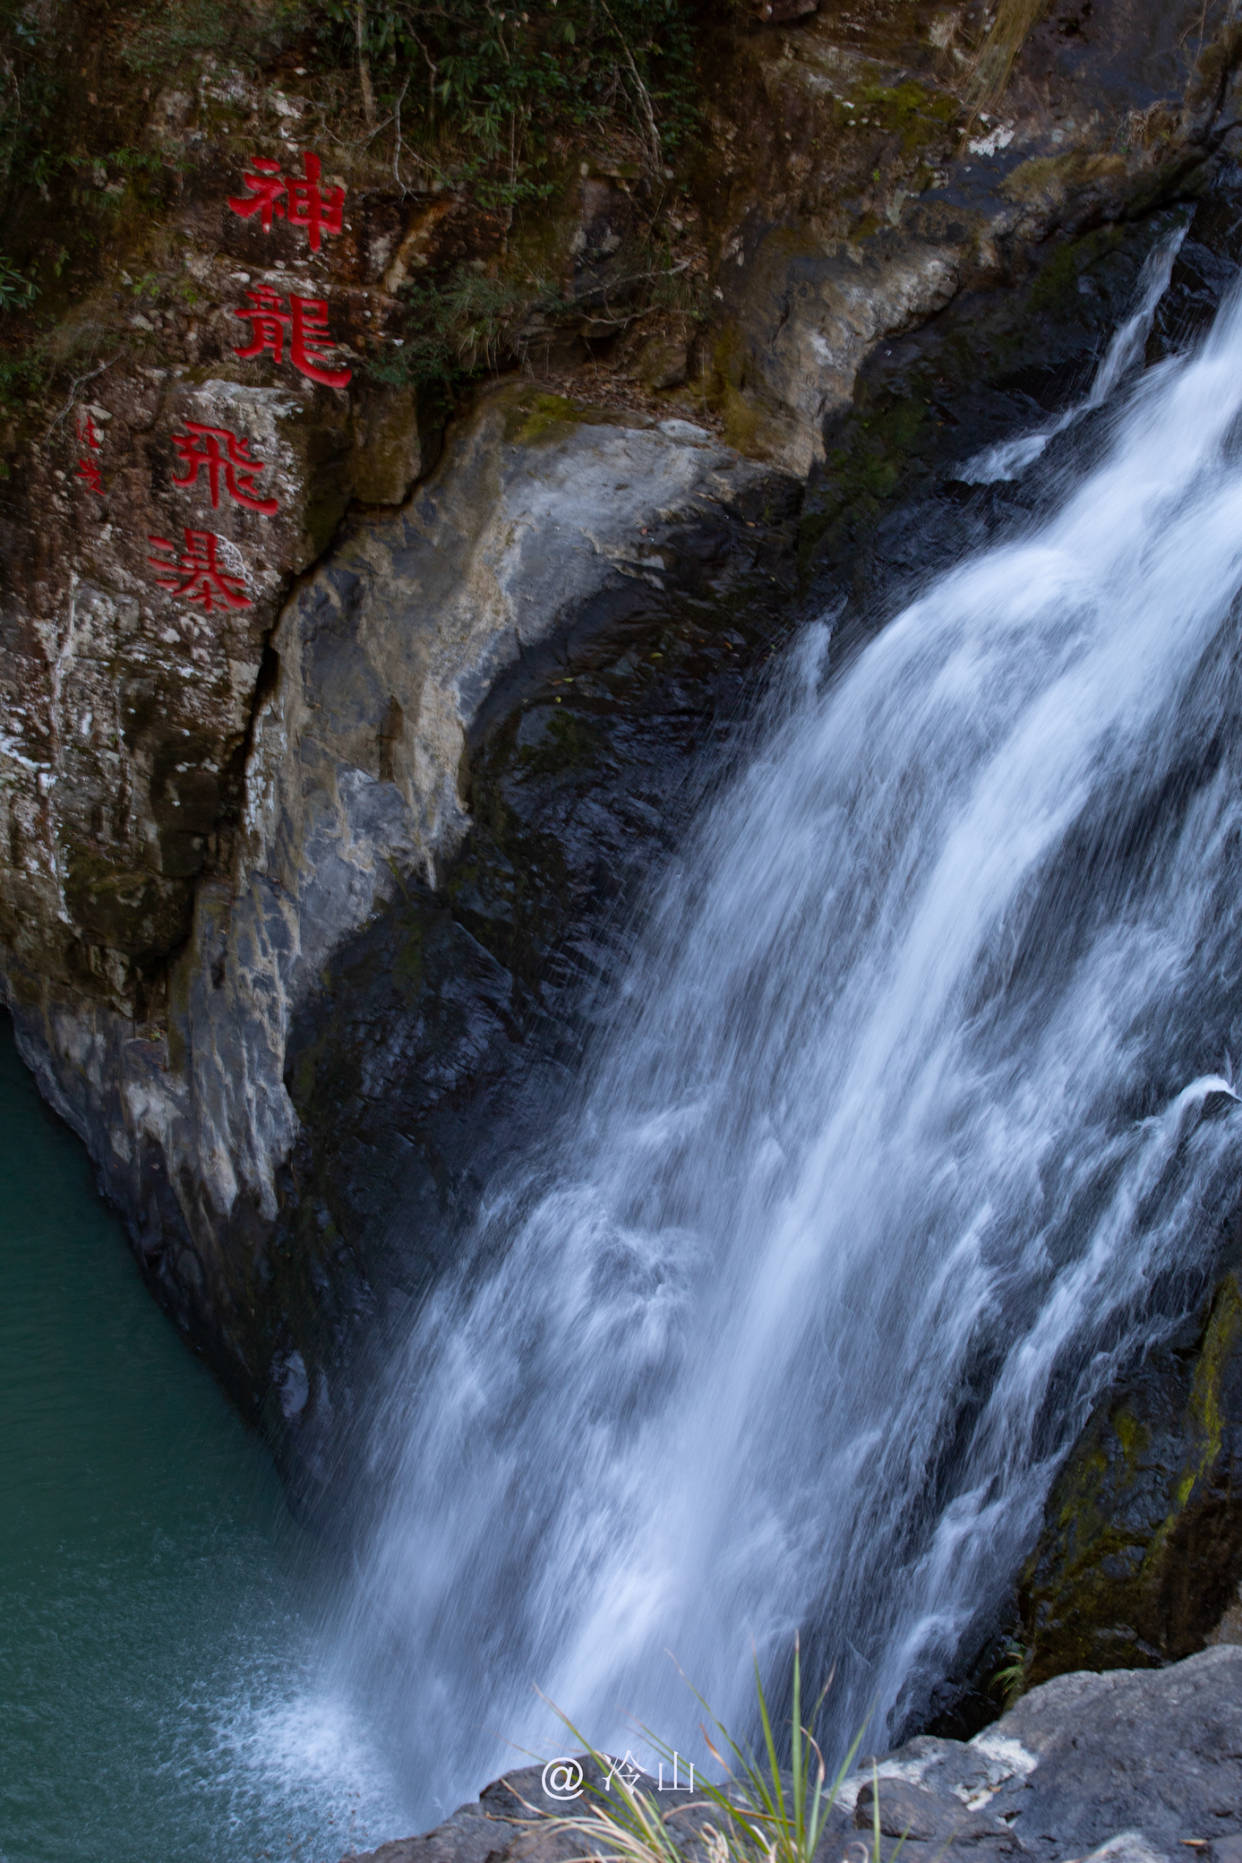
left=0, top=1022, right=406, bottom=1863
left=308, top=256, right=1242, bottom=1830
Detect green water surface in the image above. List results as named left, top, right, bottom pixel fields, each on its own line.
left=0, top=1021, right=402, bottom=1863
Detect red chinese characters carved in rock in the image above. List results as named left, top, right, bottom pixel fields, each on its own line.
left=170, top=420, right=280, bottom=514
left=148, top=529, right=252, bottom=612
left=233, top=286, right=352, bottom=389
left=228, top=151, right=345, bottom=254
left=75, top=410, right=103, bottom=496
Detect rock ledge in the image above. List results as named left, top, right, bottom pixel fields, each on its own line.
left=341, top=1648, right=1242, bottom=1863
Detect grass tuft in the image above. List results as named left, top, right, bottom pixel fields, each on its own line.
left=534, top=1641, right=892, bottom=1863
left=968, top=0, right=1049, bottom=111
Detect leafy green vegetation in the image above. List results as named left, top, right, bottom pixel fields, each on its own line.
left=116, top=0, right=248, bottom=73
left=368, top=268, right=542, bottom=394
left=0, top=5, right=177, bottom=334
left=303, top=0, right=701, bottom=186
left=0, top=344, right=45, bottom=413
left=0, top=251, right=33, bottom=310
left=369, top=223, right=702, bottom=400
left=988, top=1640, right=1027, bottom=1711
left=0, top=0, right=712, bottom=422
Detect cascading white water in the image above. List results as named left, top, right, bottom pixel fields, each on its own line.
left=958, top=225, right=1185, bottom=483
left=332, top=257, right=1242, bottom=1820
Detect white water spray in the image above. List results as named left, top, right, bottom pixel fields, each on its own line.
left=333, top=253, right=1242, bottom=1822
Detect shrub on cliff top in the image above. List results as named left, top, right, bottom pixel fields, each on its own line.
left=304, top=0, right=700, bottom=181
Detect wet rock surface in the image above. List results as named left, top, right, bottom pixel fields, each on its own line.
left=12, top=164, right=1242, bottom=1508
left=340, top=1648, right=1242, bottom=1863
left=8, top=3, right=1242, bottom=1849
left=1019, top=1264, right=1242, bottom=1685
left=266, top=403, right=808, bottom=1462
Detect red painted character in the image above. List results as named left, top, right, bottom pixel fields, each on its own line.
left=233, top=286, right=352, bottom=389
left=75, top=410, right=103, bottom=495
left=228, top=151, right=345, bottom=254
left=284, top=152, right=345, bottom=254
left=170, top=420, right=279, bottom=514
left=148, top=529, right=251, bottom=613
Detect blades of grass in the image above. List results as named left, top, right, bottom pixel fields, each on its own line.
left=789, top=1640, right=804, bottom=1860
left=968, top=0, right=1047, bottom=111
left=667, top=1649, right=852, bottom=1863
left=533, top=1652, right=882, bottom=1863
left=554, top=1796, right=682, bottom=1863
left=664, top=1655, right=763, bottom=1783
left=753, top=1647, right=784, bottom=1812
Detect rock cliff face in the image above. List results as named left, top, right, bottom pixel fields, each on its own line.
left=9, top=391, right=798, bottom=1468
left=3, top=0, right=1242, bottom=1546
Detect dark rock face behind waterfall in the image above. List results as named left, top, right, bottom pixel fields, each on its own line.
left=8, top=0, right=1242, bottom=1777
left=1018, top=1263, right=1242, bottom=1686
left=266, top=405, right=801, bottom=1480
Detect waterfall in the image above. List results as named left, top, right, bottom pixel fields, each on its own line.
left=957, top=224, right=1186, bottom=484
left=330, top=260, right=1242, bottom=1820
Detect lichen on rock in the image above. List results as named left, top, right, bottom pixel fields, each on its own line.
left=1020, top=1267, right=1242, bottom=1686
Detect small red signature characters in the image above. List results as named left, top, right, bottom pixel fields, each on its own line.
left=170, top=420, right=280, bottom=514
left=148, top=529, right=252, bottom=612
left=233, top=286, right=352, bottom=388
left=228, top=151, right=345, bottom=254
left=75, top=410, right=104, bottom=496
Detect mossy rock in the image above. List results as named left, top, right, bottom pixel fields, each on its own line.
left=849, top=78, right=960, bottom=159
left=1019, top=1273, right=1242, bottom=1687
left=500, top=387, right=628, bottom=447
left=62, top=845, right=188, bottom=959
left=1003, top=152, right=1130, bottom=209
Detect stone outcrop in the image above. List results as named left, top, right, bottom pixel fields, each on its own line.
left=698, top=0, right=1242, bottom=469
left=838, top=1646, right=1242, bottom=1861
left=10, top=9, right=1242, bottom=1852
left=339, top=1646, right=1242, bottom=1863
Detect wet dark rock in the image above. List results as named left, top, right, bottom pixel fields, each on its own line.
left=273, top=404, right=801, bottom=1491
left=1018, top=1268, right=1242, bottom=1684
left=851, top=1778, right=1016, bottom=1845
left=269, top=154, right=1242, bottom=1506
